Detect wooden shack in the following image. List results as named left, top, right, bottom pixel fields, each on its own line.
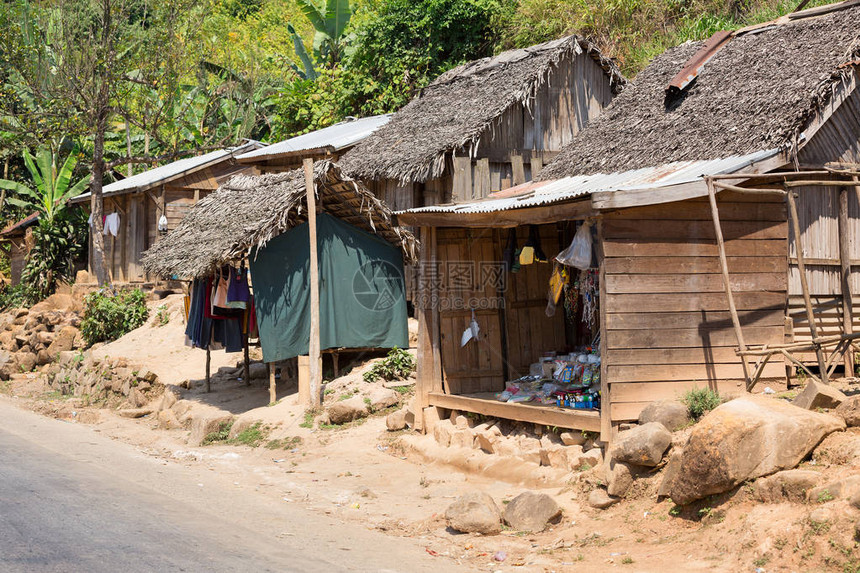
left=399, top=1, right=860, bottom=442
left=70, top=142, right=262, bottom=283
left=0, top=213, right=38, bottom=285
left=141, top=161, right=416, bottom=406
left=340, top=35, right=625, bottom=211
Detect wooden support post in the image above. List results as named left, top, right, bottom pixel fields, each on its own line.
left=332, top=351, right=339, bottom=378
left=243, top=334, right=250, bottom=386
left=786, top=189, right=829, bottom=383
left=838, top=184, right=854, bottom=376
left=205, top=347, right=211, bottom=393
left=511, top=154, right=526, bottom=186
left=298, top=355, right=310, bottom=405
left=268, top=362, right=277, bottom=404
left=706, top=179, right=753, bottom=388
left=304, top=158, right=322, bottom=408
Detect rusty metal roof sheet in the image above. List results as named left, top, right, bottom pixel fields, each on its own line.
left=398, top=148, right=779, bottom=216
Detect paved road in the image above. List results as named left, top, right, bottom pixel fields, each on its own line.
left=0, top=399, right=465, bottom=573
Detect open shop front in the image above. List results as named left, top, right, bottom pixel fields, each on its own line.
left=407, top=199, right=607, bottom=436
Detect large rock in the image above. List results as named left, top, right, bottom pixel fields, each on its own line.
left=807, top=475, right=860, bottom=504
left=606, top=459, right=636, bottom=497
left=475, top=424, right=503, bottom=454
left=658, top=450, right=683, bottom=498
left=669, top=396, right=845, bottom=505
left=326, top=396, right=369, bottom=425
left=367, top=387, right=399, bottom=411
left=433, top=419, right=455, bottom=446
left=15, top=352, right=36, bottom=373
left=588, top=488, right=619, bottom=509
left=834, top=396, right=860, bottom=427
left=47, top=325, right=78, bottom=355
left=188, top=414, right=234, bottom=446
left=753, top=469, right=821, bottom=503
left=792, top=381, right=847, bottom=411
left=612, top=422, right=672, bottom=467
left=502, top=492, right=562, bottom=532
left=386, top=408, right=409, bottom=431
left=444, top=492, right=501, bottom=535
left=638, top=400, right=690, bottom=432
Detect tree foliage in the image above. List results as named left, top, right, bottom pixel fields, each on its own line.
left=0, top=144, right=89, bottom=223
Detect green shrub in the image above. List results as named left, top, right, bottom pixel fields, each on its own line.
left=363, top=347, right=416, bottom=383
left=681, top=388, right=723, bottom=420
left=80, top=288, right=149, bottom=346
left=0, top=282, right=43, bottom=310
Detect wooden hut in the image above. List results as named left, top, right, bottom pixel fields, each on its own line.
left=70, top=142, right=262, bottom=283
left=399, top=1, right=860, bottom=442
left=340, top=35, right=625, bottom=210
left=141, top=161, right=416, bottom=405
left=0, top=213, right=38, bottom=285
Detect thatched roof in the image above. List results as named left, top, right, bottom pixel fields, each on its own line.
left=141, top=161, right=417, bottom=279
left=339, top=36, right=624, bottom=184
left=540, top=3, right=860, bottom=180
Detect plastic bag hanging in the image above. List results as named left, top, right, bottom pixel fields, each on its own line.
left=460, top=309, right=481, bottom=347
left=556, top=220, right=593, bottom=269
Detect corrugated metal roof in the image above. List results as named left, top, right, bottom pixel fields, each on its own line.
left=73, top=141, right=262, bottom=202
left=398, top=149, right=780, bottom=215
left=237, top=115, right=391, bottom=162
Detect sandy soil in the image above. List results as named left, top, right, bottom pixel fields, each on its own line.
left=4, top=296, right=860, bottom=572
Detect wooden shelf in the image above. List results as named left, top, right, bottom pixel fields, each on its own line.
left=428, top=392, right=601, bottom=432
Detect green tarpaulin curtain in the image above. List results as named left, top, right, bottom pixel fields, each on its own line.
left=249, top=213, right=408, bottom=363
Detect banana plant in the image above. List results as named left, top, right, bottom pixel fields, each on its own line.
left=0, top=145, right=90, bottom=223
left=293, top=0, right=352, bottom=70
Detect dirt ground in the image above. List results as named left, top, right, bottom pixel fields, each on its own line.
left=3, top=295, right=860, bottom=572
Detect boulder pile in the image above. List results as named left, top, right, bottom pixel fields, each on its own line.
left=431, top=412, right=604, bottom=472
left=0, top=295, right=85, bottom=378
left=41, top=352, right=166, bottom=413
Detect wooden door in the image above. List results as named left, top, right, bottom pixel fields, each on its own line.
left=436, top=228, right=505, bottom=394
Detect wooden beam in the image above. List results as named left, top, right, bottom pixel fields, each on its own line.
left=304, top=158, right=322, bottom=408
left=472, top=149, right=560, bottom=164
left=396, top=200, right=595, bottom=228
left=839, top=183, right=854, bottom=375
left=428, top=392, right=601, bottom=432
left=786, top=189, right=829, bottom=383
left=269, top=362, right=277, bottom=404
left=706, top=179, right=753, bottom=389
left=205, top=347, right=211, bottom=393
left=597, top=219, right=611, bottom=444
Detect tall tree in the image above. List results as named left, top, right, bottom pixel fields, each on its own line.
left=0, top=0, right=202, bottom=285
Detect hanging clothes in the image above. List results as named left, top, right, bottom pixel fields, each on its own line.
left=185, top=276, right=244, bottom=352
left=103, top=212, right=120, bottom=237
left=226, top=266, right=250, bottom=309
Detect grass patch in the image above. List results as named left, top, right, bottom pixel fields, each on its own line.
left=391, top=385, right=414, bottom=395
left=265, top=436, right=303, bottom=450
left=299, top=409, right=319, bottom=429
left=231, top=422, right=269, bottom=447
left=202, top=421, right=233, bottom=445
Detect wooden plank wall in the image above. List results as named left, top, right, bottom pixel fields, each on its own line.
left=602, top=192, right=789, bottom=421
left=788, top=78, right=860, bottom=358
left=445, top=50, right=615, bottom=203
left=482, top=49, right=614, bottom=157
